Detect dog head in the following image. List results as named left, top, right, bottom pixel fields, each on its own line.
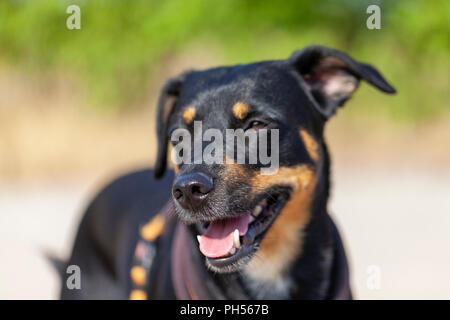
left=154, top=45, right=395, bottom=277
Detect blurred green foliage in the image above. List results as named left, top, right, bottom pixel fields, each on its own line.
left=0, top=0, right=448, bottom=121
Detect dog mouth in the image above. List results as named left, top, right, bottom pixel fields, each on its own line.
left=195, top=191, right=290, bottom=271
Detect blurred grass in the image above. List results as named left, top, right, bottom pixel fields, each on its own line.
left=0, top=0, right=449, bottom=121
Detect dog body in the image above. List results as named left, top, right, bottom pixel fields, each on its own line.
left=61, top=46, right=395, bottom=300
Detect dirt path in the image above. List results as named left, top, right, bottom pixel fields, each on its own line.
left=331, top=165, right=450, bottom=299
left=1, top=165, right=449, bottom=299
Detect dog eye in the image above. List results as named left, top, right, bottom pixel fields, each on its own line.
left=245, top=120, right=266, bottom=131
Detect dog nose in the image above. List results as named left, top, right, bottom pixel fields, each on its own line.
left=172, top=172, right=214, bottom=210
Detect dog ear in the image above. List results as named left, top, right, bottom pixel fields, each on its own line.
left=154, top=75, right=186, bottom=179
left=289, top=45, right=396, bottom=119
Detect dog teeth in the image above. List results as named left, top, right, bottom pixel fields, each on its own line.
left=249, top=215, right=255, bottom=223
left=252, top=205, right=263, bottom=217
left=233, top=229, right=241, bottom=248
left=230, top=247, right=236, bottom=255
left=197, top=235, right=201, bottom=244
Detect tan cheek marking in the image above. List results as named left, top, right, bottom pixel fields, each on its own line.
left=182, top=107, right=195, bottom=124
left=129, top=289, right=147, bottom=300
left=299, top=129, right=319, bottom=162
left=220, top=156, right=251, bottom=182
left=232, top=102, right=251, bottom=120
left=250, top=165, right=313, bottom=190
left=244, top=166, right=316, bottom=283
left=140, top=214, right=165, bottom=241
left=130, top=266, right=147, bottom=286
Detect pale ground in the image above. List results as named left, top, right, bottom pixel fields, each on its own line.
left=1, top=163, right=449, bottom=299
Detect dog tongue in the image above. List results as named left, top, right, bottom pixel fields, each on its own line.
left=199, top=213, right=250, bottom=258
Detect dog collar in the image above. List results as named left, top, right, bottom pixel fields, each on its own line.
left=129, top=201, right=174, bottom=300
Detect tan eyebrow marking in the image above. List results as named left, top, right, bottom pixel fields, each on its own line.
left=299, top=129, right=319, bottom=162
left=232, top=102, right=251, bottom=120
left=182, top=107, right=196, bottom=124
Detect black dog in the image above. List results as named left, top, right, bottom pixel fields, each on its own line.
left=61, top=45, right=395, bottom=300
